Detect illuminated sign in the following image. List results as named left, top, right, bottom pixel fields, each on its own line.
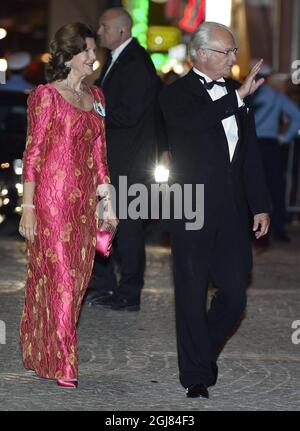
left=147, top=26, right=181, bottom=51
left=179, top=0, right=206, bottom=32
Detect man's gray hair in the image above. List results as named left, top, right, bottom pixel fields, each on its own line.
left=189, top=22, right=236, bottom=64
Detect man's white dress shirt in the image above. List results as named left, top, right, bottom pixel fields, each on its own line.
left=102, top=38, right=133, bottom=83
left=193, top=67, right=244, bottom=161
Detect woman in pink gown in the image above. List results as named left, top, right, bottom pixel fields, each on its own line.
left=19, top=23, right=116, bottom=388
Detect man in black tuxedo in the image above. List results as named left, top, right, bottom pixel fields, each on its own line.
left=86, top=8, right=161, bottom=311
left=159, top=22, right=270, bottom=398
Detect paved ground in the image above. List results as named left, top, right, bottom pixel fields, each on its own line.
left=0, top=227, right=300, bottom=411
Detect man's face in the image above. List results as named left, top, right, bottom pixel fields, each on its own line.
left=97, top=12, right=123, bottom=50
left=196, top=29, right=237, bottom=79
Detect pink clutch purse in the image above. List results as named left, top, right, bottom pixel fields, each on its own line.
left=96, top=222, right=117, bottom=258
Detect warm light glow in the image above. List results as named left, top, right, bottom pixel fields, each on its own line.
left=174, top=64, right=184, bottom=75
left=3, top=198, right=10, bottom=205
left=148, top=26, right=181, bottom=51
left=162, top=64, right=171, bottom=74
left=205, top=0, right=232, bottom=26
left=155, top=165, right=169, bottom=183
left=15, top=183, right=23, bottom=195
left=154, top=36, right=163, bottom=45
left=0, top=28, right=7, bottom=40
left=1, top=163, right=10, bottom=169
left=93, top=60, right=100, bottom=71
left=168, top=59, right=177, bottom=67
left=13, top=159, right=23, bottom=175
left=1, top=188, right=8, bottom=196
left=231, top=64, right=240, bottom=80
left=40, top=53, right=51, bottom=63
left=0, top=59, right=7, bottom=72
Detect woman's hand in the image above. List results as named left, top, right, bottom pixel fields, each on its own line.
left=102, top=199, right=119, bottom=229
left=19, top=208, right=37, bottom=243
left=96, top=183, right=119, bottom=229
left=97, top=197, right=119, bottom=229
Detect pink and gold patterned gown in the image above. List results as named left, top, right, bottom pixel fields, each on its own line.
left=20, top=84, right=109, bottom=380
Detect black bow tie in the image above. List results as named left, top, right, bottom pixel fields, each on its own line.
left=198, top=75, right=226, bottom=90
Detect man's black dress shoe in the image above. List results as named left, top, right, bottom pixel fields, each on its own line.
left=92, top=295, right=116, bottom=308
left=186, top=384, right=209, bottom=399
left=93, top=295, right=140, bottom=311
left=111, top=297, right=140, bottom=311
left=83, top=290, right=113, bottom=305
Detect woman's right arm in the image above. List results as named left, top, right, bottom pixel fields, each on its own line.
left=19, top=182, right=37, bottom=243
left=19, top=85, right=53, bottom=242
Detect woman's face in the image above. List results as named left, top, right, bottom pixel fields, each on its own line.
left=69, top=37, right=96, bottom=77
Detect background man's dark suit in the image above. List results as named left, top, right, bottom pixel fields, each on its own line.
left=159, top=70, right=270, bottom=388
left=90, top=38, right=161, bottom=307
left=98, top=38, right=160, bottom=186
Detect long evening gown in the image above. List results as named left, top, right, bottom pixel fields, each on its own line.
left=20, top=84, right=109, bottom=380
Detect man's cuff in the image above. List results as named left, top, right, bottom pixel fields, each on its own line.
left=235, top=90, right=245, bottom=107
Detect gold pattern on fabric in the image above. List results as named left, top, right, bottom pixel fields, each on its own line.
left=20, top=84, right=109, bottom=380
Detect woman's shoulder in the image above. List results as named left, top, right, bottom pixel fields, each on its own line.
left=28, top=83, right=54, bottom=106
left=90, top=85, right=105, bottom=101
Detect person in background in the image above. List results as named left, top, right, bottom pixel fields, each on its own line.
left=19, top=22, right=117, bottom=388
left=252, top=62, right=300, bottom=242
left=85, top=7, right=161, bottom=311
left=0, top=52, right=34, bottom=92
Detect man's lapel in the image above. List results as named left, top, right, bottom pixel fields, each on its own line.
left=185, top=70, right=212, bottom=102
left=186, top=70, right=232, bottom=162
left=101, top=59, right=119, bottom=88
left=101, top=39, right=135, bottom=88
left=97, top=53, right=112, bottom=84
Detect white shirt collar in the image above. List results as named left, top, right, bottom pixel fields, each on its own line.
left=192, top=67, right=225, bottom=83
left=111, top=38, right=133, bottom=62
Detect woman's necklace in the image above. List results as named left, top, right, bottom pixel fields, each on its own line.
left=58, top=80, right=93, bottom=106
left=61, top=80, right=85, bottom=103
left=64, top=85, right=83, bottom=103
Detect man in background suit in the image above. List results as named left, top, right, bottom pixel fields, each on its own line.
left=159, top=22, right=270, bottom=398
left=85, top=8, right=161, bottom=311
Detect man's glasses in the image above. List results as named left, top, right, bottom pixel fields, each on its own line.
left=204, top=47, right=238, bottom=56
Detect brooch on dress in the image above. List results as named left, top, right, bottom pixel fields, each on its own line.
left=93, top=101, right=106, bottom=117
